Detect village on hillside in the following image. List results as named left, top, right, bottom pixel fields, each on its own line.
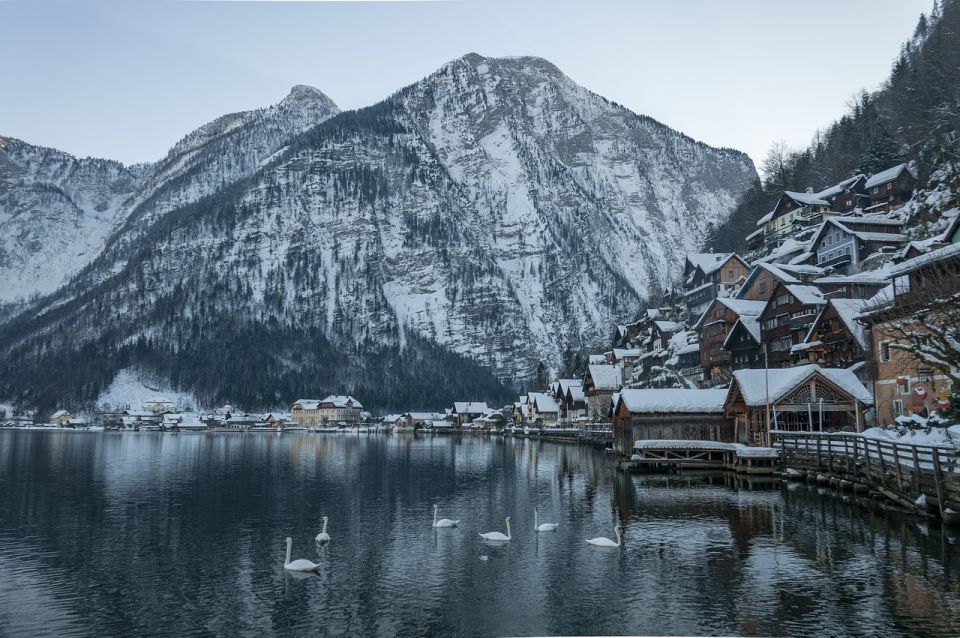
left=500, top=162, right=960, bottom=457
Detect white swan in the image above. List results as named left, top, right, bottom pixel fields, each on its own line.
left=534, top=508, right=558, bottom=532
left=284, top=537, right=320, bottom=572
left=479, top=516, right=512, bottom=541
left=586, top=525, right=624, bottom=547
left=315, top=516, right=330, bottom=544
left=433, top=504, right=460, bottom=528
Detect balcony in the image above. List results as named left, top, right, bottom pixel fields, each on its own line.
left=817, top=252, right=853, bottom=269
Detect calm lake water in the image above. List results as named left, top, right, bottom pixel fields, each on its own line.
left=0, top=431, right=958, bottom=637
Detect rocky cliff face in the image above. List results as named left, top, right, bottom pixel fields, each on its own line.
left=0, top=85, right=340, bottom=304
left=0, top=54, right=757, bottom=411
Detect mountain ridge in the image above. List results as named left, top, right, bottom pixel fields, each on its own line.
left=0, top=53, right=757, bottom=412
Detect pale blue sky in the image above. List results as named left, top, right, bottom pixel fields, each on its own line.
left=0, top=0, right=932, bottom=167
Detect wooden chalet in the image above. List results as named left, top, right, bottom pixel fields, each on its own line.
left=682, top=253, right=750, bottom=318
left=694, top=297, right=766, bottom=382
left=723, top=316, right=763, bottom=371
left=792, top=298, right=869, bottom=369
left=757, top=282, right=827, bottom=368
left=724, top=365, right=872, bottom=446
left=864, top=163, right=916, bottom=214
left=736, top=263, right=805, bottom=302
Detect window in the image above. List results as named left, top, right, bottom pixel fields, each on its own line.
left=873, top=187, right=880, bottom=195
left=893, top=400, right=904, bottom=418
left=777, top=314, right=788, bottom=326
left=759, top=282, right=767, bottom=295
left=776, top=294, right=791, bottom=306
left=763, top=318, right=777, bottom=330
left=898, top=378, right=911, bottom=396
left=879, top=341, right=891, bottom=362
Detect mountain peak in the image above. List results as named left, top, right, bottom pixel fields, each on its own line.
left=451, top=52, right=564, bottom=77
left=282, top=84, right=339, bottom=112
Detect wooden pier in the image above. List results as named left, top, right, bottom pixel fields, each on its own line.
left=617, top=440, right=780, bottom=475
left=774, top=431, right=960, bottom=524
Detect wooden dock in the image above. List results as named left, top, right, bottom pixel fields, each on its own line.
left=617, top=440, right=780, bottom=475
left=774, top=431, right=960, bottom=524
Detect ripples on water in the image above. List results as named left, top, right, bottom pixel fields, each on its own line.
left=0, top=431, right=957, bottom=637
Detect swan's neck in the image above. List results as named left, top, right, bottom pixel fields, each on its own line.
left=534, top=510, right=538, bottom=528
left=285, top=538, right=292, bottom=564
left=323, top=517, right=328, bottom=534
left=615, top=529, right=622, bottom=547
left=506, top=518, right=512, bottom=539
left=433, top=507, right=437, bottom=525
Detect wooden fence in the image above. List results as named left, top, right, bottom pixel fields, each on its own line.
left=774, top=431, right=960, bottom=522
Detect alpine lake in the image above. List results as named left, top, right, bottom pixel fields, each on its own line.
left=0, top=430, right=958, bottom=637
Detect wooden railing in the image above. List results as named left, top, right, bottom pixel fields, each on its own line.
left=773, top=431, right=959, bottom=519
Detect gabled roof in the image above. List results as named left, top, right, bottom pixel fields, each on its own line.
left=784, top=284, right=827, bottom=306
left=454, top=401, right=489, bottom=414
left=716, top=297, right=767, bottom=317
left=823, top=298, right=869, bottom=350
left=528, top=392, right=559, bottom=413
left=686, top=253, right=732, bottom=274
left=783, top=190, right=830, bottom=207
left=321, top=395, right=363, bottom=409
left=556, top=378, right=582, bottom=396
left=566, top=385, right=585, bottom=403
left=618, top=389, right=728, bottom=414
left=586, top=364, right=622, bottom=391
left=727, top=364, right=872, bottom=407
left=589, top=354, right=606, bottom=365
left=722, top=316, right=761, bottom=350
left=864, top=163, right=910, bottom=189
left=815, top=174, right=865, bottom=199
left=653, top=320, right=683, bottom=333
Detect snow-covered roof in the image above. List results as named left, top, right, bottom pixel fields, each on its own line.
left=784, top=284, right=826, bottom=305
left=646, top=308, right=662, bottom=319
left=722, top=316, right=761, bottom=349
left=890, top=241, right=960, bottom=276
left=815, top=174, right=865, bottom=199
left=589, top=354, right=606, bottom=365
left=612, top=348, right=644, bottom=360
left=292, top=399, right=320, bottom=410
left=587, top=364, right=622, bottom=391
left=51, top=409, right=70, bottom=418
left=784, top=190, right=829, bottom=207
left=746, top=228, right=764, bottom=241
left=756, top=209, right=775, bottom=227
left=677, top=341, right=701, bottom=355
left=829, top=298, right=870, bottom=350
left=567, top=385, right=585, bottom=402
left=454, top=401, right=489, bottom=414
left=864, top=163, right=909, bottom=189
left=619, top=389, right=728, bottom=414
left=729, top=364, right=873, bottom=407
left=654, top=320, right=683, bottom=333
left=788, top=251, right=815, bottom=265
left=556, top=378, right=582, bottom=396
left=528, top=392, right=559, bottom=414
left=320, top=395, right=363, bottom=409
left=686, top=253, right=733, bottom=275
left=716, top=298, right=767, bottom=317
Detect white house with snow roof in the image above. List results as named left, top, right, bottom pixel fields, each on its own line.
left=290, top=395, right=363, bottom=426
left=452, top=401, right=489, bottom=426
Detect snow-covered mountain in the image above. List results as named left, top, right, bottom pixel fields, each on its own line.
left=0, top=137, right=147, bottom=303
left=0, top=85, right=340, bottom=304
left=0, top=54, right=756, bottom=411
